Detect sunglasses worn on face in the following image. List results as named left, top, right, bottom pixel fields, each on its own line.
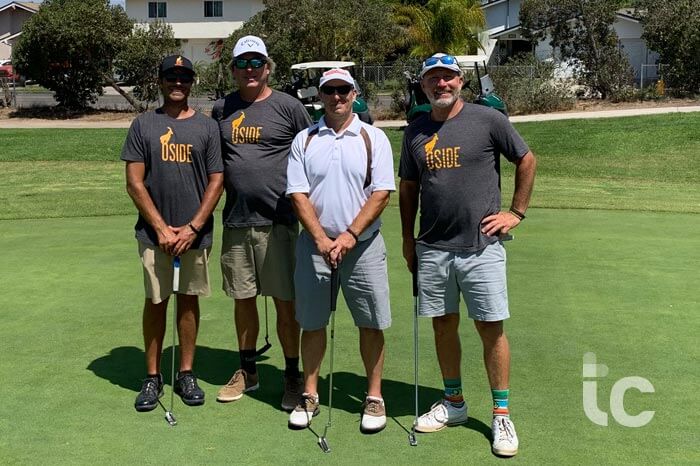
left=233, top=58, right=267, bottom=69
left=164, top=74, right=194, bottom=84
left=320, top=85, right=353, bottom=96
left=422, top=54, right=458, bottom=67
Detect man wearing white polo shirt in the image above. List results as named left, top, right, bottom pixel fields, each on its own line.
left=285, top=68, right=395, bottom=433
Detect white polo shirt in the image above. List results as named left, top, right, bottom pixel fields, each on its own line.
left=286, top=114, right=396, bottom=240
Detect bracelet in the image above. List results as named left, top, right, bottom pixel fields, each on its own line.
left=346, top=228, right=359, bottom=241
left=188, top=222, right=200, bottom=235
left=509, top=207, right=526, bottom=220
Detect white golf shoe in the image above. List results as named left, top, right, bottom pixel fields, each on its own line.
left=360, top=396, right=387, bottom=433
left=415, top=399, right=468, bottom=433
left=491, top=415, right=519, bottom=457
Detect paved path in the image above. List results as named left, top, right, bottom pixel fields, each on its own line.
left=1, top=105, right=699, bottom=129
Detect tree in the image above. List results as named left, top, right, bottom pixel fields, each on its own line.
left=392, top=0, right=486, bottom=57
left=13, top=0, right=132, bottom=109
left=114, top=21, right=180, bottom=109
left=520, top=0, right=634, bottom=99
left=634, top=0, right=700, bottom=94
left=224, top=0, right=399, bottom=84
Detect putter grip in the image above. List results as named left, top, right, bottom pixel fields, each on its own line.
left=330, top=267, right=339, bottom=313
left=412, top=256, right=418, bottom=297
left=173, top=256, right=181, bottom=293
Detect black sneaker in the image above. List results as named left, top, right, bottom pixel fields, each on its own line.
left=174, top=371, right=205, bottom=406
left=134, top=374, right=163, bottom=412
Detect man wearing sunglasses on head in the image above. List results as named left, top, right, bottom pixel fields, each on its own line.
left=212, top=36, right=312, bottom=411
left=399, top=53, right=536, bottom=457
left=286, top=68, right=395, bottom=433
left=122, top=55, right=224, bottom=412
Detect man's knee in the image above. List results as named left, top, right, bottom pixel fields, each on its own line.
left=432, top=313, right=459, bottom=336
left=474, top=319, right=505, bottom=341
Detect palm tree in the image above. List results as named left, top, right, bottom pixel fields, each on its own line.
left=392, top=0, right=486, bottom=57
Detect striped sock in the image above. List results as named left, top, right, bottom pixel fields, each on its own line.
left=444, top=378, right=464, bottom=408
left=492, top=388, right=509, bottom=417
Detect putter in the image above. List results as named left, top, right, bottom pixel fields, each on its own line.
left=164, top=256, right=180, bottom=427
left=318, top=266, right=339, bottom=454
left=409, top=258, right=419, bottom=446
left=255, top=296, right=272, bottom=357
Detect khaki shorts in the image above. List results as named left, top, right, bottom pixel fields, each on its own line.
left=220, top=224, right=298, bottom=300
left=138, top=242, right=211, bottom=304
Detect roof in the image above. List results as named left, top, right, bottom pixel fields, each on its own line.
left=291, top=61, right=356, bottom=70
left=0, top=2, right=40, bottom=14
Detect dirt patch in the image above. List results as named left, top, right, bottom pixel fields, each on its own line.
left=0, top=106, right=138, bottom=121
left=571, top=97, right=700, bottom=112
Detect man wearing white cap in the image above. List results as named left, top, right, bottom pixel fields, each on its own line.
left=399, top=53, right=536, bottom=457
left=213, top=36, right=312, bottom=410
left=286, top=68, right=395, bottom=433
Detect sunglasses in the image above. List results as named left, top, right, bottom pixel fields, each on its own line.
left=163, top=73, right=194, bottom=84
left=320, top=85, right=353, bottom=96
left=233, top=58, right=267, bottom=69
left=422, top=54, right=458, bottom=67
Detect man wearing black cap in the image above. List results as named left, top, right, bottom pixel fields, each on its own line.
left=122, top=55, right=224, bottom=411
left=213, top=36, right=311, bottom=410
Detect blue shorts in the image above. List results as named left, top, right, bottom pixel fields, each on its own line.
left=416, top=241, right=510, bottom=321
left=294, top=230, right=392, bottom=331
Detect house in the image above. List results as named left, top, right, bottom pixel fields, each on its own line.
left=467, top=0, right=659, bottom=84
left=0, top=1, right=40, bottom=61
left=125, top=0, right=264, bottom=64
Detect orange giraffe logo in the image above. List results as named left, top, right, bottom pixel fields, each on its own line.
left=231, top=111, right=246, bottom=131
left=175, top=56, right=183, bottom=66
left=424, top=133, right=439, bottom=155
left=160, top=127, right=174, bottom=146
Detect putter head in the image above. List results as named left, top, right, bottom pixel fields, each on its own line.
left=164, top=411, right=177, bottom=426
left=409, top=431, right=418, bottom=446
left=255, top=342, right=272, bottom=357
left=318, top=437, right=331, bottom=453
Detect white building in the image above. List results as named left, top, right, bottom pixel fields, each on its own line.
left=0, top=1, right=40, bottom=61
left=125, top=0, right=264, bottom=63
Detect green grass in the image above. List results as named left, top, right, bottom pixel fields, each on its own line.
left=1, top=113, right=699, bottom=464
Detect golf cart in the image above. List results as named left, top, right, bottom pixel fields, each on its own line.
left=286, top=61, right=373, bottom=124
left=403, top=61, right=507, bottom=123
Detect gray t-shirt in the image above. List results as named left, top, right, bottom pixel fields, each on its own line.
left=121, top=109, right=223, bottom=249
left=399, top=103, right=529, bottom=252
left=212, top=90, right=312, bottom=227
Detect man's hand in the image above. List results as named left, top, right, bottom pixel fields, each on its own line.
left=329, top=231, right=357, bottom=266
left=156, top=226, right=178, bottom=255
left=169, top=224, right=197, bottom=256
left=316, top=236, right=336, bottom=266
left=481, top=211, right=521, bottom=237
left=402, top=237, right=416, bottom=273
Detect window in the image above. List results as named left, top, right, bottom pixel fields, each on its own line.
left=204, top=1, right=223, bottom=17
left=148, top=2, right=167, bottom=18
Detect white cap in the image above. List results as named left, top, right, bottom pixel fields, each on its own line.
left=233, top=35, right=268, bottom=58
left=419, top=53, right=461, bottom=79
left=319, top=68, right=355, bottom=88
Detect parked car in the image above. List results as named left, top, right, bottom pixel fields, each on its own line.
left=0, top=61, right=26, bottom=86
left=284, top=61, right=373, bottom=124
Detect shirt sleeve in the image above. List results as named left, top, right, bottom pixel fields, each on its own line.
left=370, top=128, right=396, bottom=192
left=291, top=100, right=313, bottom=133
left=285, top=130, right=311, bottom=196
left=120, top=117, right=145, bottom=162
left=205, top=119, right=224, bottom=174
left=491, top=111, right=529, bottom=162
left=398, top=126, right=419, bottom=181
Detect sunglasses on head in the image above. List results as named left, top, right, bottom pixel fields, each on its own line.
left=233, top=58, right=267, bottom=69
left=163, top=73, right=194, bottom=84
left=320, top=85, right=353, bottom=96
left=422, top=54, right=458, bottom=67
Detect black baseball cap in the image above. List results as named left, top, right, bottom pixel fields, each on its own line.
left=159, top=55, right=195, bottom=76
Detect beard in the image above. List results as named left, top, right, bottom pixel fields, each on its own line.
left=426, top=88, right=460, bottom=109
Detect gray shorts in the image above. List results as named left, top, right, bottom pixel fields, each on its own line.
left=220, top=224, right=298, bottom=300
left=416, top=241, right=509, bottom=321
left=294, top=230, right=392, bottom=331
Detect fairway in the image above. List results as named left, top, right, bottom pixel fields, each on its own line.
left=1, top=114, right=699, bottom=464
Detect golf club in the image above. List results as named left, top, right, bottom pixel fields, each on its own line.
left=409, top=257, right=419, bottom=446
left=164, top=256, right=180, bottom=427
left=255, top=296, right=272, bottom=356
left=318, top=266, right=339, bottom=453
